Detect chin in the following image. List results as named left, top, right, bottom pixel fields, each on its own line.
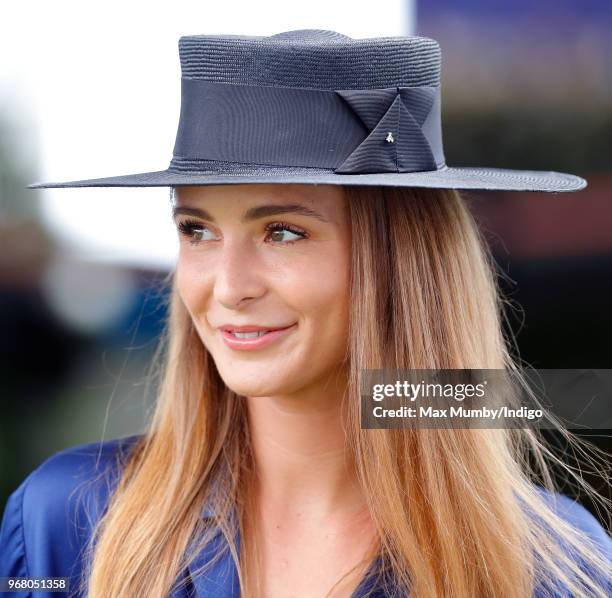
left=221, top=377, right=287, bottom=398
left=219, top=360, right=319, bottom=398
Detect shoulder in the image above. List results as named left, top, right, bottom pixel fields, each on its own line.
left=532, top=486, right=611, bottom=595
left=18, top=433, right=143, bottom=533
left=533, top=485, right=611, bottom=556
left=0, top=434, right=143, bottom=589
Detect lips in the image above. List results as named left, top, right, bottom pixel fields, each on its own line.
left=217, top=323, right=297, bottom=351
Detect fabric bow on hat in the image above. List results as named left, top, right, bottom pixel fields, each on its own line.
left=334, top=86, right=439, bottom=174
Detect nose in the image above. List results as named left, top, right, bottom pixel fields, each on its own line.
left=213, top=237, right=266, bottom=309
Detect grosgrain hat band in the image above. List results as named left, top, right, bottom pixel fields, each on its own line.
left=171, top=78, right=445, bottom=175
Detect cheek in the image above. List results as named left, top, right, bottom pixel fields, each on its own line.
left=323, top=266, right=351, bottom=348
left=175, top=254, right=211, bottom=317
left=318, top=256, right=350, bottom=322
left=282, top=246, right=350, bottom=339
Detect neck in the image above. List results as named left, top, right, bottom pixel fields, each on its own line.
left=245, top=366, right=367, bottom=522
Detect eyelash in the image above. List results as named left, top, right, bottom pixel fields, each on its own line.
left=176, top=219, right=309, bottom=246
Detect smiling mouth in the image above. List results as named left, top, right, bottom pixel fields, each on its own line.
left=219, top=324, right=297, bottom=351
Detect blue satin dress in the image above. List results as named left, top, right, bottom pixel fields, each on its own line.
left=1, top=434, right=610, bottom=597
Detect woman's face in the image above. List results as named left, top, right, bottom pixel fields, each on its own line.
left=174, top=184, right=351, bottom=398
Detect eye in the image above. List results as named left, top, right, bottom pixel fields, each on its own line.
left=264, top=222, right=308, bottom=245
left=176, top=218, right=218, bottom=244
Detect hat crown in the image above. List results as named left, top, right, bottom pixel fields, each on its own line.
left=267, top=29, right=354, bottom=42
left=178, top=29, right=441, bottom=89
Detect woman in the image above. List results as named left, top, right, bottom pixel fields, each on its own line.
left=2, top=182, right=610, bottom=597
left=2, top=29, right=610, bottom=598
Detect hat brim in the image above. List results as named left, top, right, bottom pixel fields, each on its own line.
left=27, top=164, right=586, bottom=192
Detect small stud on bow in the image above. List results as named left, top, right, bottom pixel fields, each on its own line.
left=385, top=132, right=395, bottom=143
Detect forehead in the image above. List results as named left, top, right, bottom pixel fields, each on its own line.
left=175, top=184, right=344, bottom=207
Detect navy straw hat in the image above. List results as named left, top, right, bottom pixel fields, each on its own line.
left=28, top=29, right=586, bottom=192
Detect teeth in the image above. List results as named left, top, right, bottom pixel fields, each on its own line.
left=231, top=330, right=268, bottom=338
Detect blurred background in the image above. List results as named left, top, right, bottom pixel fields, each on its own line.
left=1, top=1, right=610, bottom=528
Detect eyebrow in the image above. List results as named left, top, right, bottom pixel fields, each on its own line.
left=172, top=203, right=329, bottom=224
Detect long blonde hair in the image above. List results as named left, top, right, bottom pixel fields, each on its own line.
left=80, top=185, right=610, bottom=597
